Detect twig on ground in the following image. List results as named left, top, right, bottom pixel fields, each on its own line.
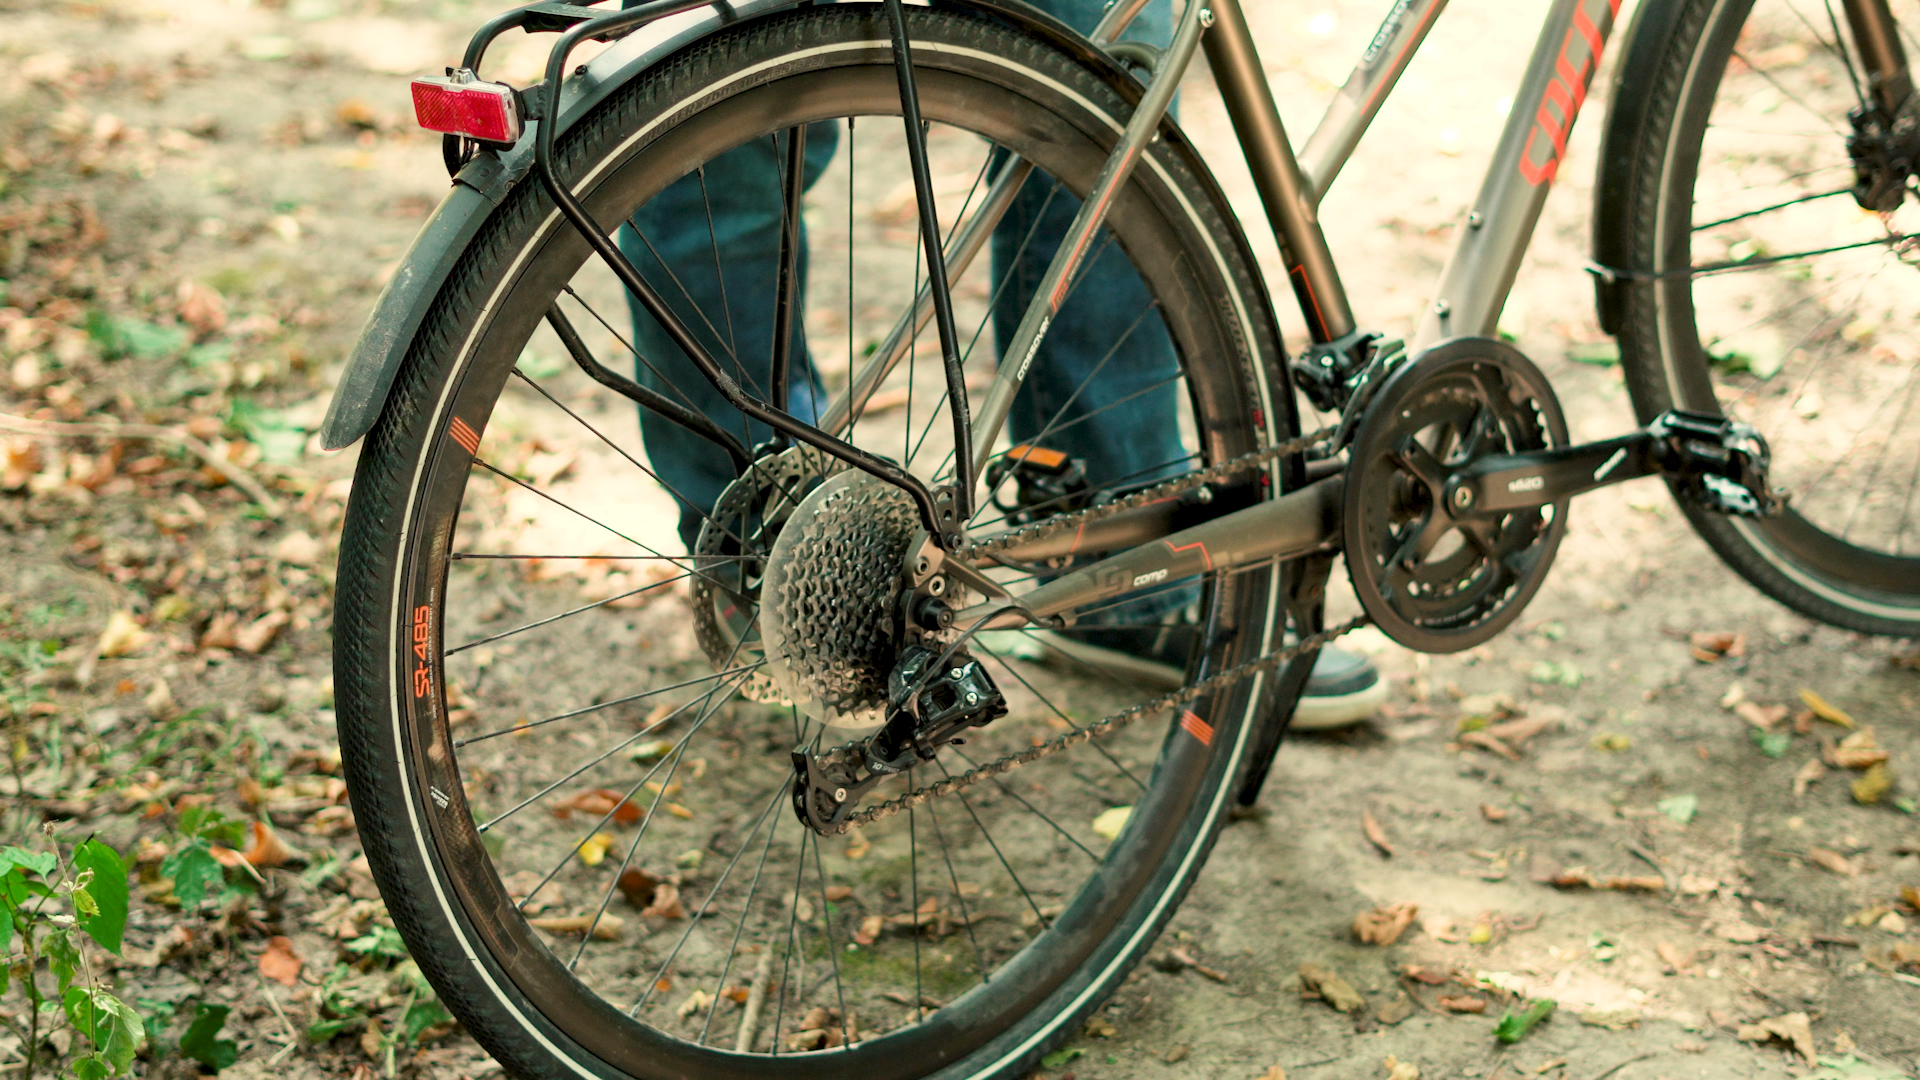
left=1623, top=841, right=1678, bottom=893
left=1588, top=1053, right=1657, bottom=1080
left=263, top=985, right=299, bottom=1066
left=0, top=411, right=284, bottom=516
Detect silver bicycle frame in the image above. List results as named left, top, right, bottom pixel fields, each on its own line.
left=957, top=0, right=1626, bottom=622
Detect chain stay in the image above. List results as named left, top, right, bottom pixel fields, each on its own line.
left=960, top=426, right=1334, bottom=560
left=825, top=614, right=1369, bottom=833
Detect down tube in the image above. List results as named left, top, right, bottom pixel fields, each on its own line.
left=1410, top=0, right=1622, bottom=351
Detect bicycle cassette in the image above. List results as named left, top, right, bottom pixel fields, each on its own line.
left=1343, top=337, right=1569, bottom=653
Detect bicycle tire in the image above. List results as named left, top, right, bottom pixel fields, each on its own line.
left=1603, top=0, right=1920, bottom=635
left=333, top=6, right=1292, bottom=1080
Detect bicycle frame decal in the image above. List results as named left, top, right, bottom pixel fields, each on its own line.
left=1179, top=710, right=1214, bottom=747
left=447, top=415, right=481, bottom=456
left=1517, top=0, right=1622, bottom=185
left=411, top=603, right=434, bottom=699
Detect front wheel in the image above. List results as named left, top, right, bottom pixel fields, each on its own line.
left=1607, top=0, right=1920, bottom=634
left=332, top=6, right=1294, bottom=1080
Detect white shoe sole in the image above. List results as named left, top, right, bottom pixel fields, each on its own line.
left=1026, top=631, right=1387, bottom=729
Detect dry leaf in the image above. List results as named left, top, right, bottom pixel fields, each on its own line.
left=1735, top=702, right=1788, bottom=729
left=1168, top=946, right=1228, bottom=982
left=177, top=279, right=228, bottom=336
left=1580, top=1008, right=1640, bottom=1031
left=1257, top=1066, right=1287, bottom=1080
left=1901, top=885, right=1920, bottom=912
left=1656, top=941, right=1692, bottom=972
left=824, top=885, right=854, bottom=902
left=1792, top=758, right=1825, bottom=797
left=1833, top=727, right=1889, bottom=769
left=551, top=788, right=644, bottom=825
left=1091, top=805, right=1131, bottom=840
left=677, top=990, right=713, bottom=1019
left=503, top=871, right=564, bottom=914
left=1362, top=809, right=1394, bottom=857
left=577, top=832, right=614, bottom=866
left=258, top=935, right=302, bottom=987
left=361, top=1016, right=384, bottom=1062
left=1437, top=995, right=1487, bottom=1013
left=853, top=914, right=884, bottom=946
left=1375, top=992, right=1415, bottom=1026
left=642, top=880, right=685, bottom=919
left=1299, top=962, right=1365, bottom=1013
left=1809, top=847, right=1859, bottom=876
left=1383, top=1055, right=1420, bottom=1080
left=1736, top=1012, right=1816, bottom=1064
left=236, top=610, right=290, bottom=654
left=1604, top=875, right=1666, bottom=892
left=528, top=913, right=624, bottom=940
left=1690, top=631, right=1744, bottom=660
left=1713, top=919, right=1767, bottom=944
left=1852, top=763, right=1893, bottom=805
left=1353, top=902, right=1419, bottom=946
left=616, top=868, right=660, bottom=908
left=199, top=611, right=241, bottom=651
left=1798, top=688, right=1856, bottom=728
left=97, top=610, right=152, bottom=658
left=1460, top=730, right=1522, bottom=761
left=241, top=819, right=294, bottom=867
left=845, top=826, right=871, bottom=860
left=1480, top=803, right=1509, bottom=822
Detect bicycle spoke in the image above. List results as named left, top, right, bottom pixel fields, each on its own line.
left=446, top=569, right=697, bottom=656
left=948, top=745, right=1103, bottom=861
left=455, top=662, right=764, bottom=746
left=925, top=799, right=990, bottom=984
left=932, top=758, right=1052, bottom=933
left=976, top=646, right=1147, bottom=792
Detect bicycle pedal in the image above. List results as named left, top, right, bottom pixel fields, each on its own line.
left=1649, top=411, right=1781, bottom=518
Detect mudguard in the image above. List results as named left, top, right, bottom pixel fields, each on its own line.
left=1588, top=0, right=1682, bottom=337
left=320, top=0, right=1273, bottom=450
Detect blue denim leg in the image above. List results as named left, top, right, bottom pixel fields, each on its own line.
left=621, top=123, right=839, bottom=549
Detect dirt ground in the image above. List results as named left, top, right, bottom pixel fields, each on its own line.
left=1, top=1, right=1917, bottom=1079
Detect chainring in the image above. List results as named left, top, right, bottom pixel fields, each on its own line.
left=759, top=470, right=921, bottom=728
left=689, top=445, right=846, bottom=702
left=1343, top=337, right=1569, bottom=653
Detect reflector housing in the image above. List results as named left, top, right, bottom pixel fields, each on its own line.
left=411, top=74, right=521, bottom=143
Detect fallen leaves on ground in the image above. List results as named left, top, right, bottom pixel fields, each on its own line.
left=1799, top=688, right=1856, bottom=728
left=1735, top=701, right=1788, bottom=729
left=1480, top=803, right=1509, bottom=822
left=677, top=990, right=713, bottom=1019
left=1829, top=728, right=1890, bottom=769
left=1436, top=995, right=1486, bottom=1013
left=97, top=609, right=151, bottom=657
left=1532, top=863, right=1663, bottom=892
left=529, top=913, right=624, bottom=940
left=1737, top=1011, right=1816, bottom=1064
left=1362, top=809, right=1394, bottom=857
left=1689, top=631, right=1744, bottom=662
left=1091, top=805, right=1131, bottom=840
left=1383, top=1054, right=1420, bottom=1080
left=1656, top=793, right=1698, bottom=824
left=1492, top=998, right=1555, bottom=1044
left=1298, top=962, right=1365, bottom=1013
left=1579, top=1008, right=1640, bottom=1030
left=577, top=832, right=614, bottom=866
left=853, top=914, right=884, bottom=946
left=1353, top=902, right=1419, bottom=946
left=785, top=1007, right=857, bottom=1050
left=551, top=788, right=645, bottom=825
left=1852, top=763, right=1893, bottom=805
left=1657, top=941, right=1694, bottom=973
left=1793, top=758, right=1826, bottom=797
left=1256, top=1065, right=1286, bottom=1080
left=1167, top=946, right=1227, bottom=982
left=258, top=935, right=302, bottom=986
left=1810, top=847, right=1860, bottom=876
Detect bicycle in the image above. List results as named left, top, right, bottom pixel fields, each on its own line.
left=316, top=0, right=1920, bottom=1075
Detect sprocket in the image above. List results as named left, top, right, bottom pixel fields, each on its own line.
left=688, top=445, right=846, bottom=702
left=1342, top=337, right=1569, bottom=653
left=759, top=471, right=921, bottom=727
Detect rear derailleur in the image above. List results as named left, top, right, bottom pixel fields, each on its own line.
left=791, top=645, right=1008, bottom=833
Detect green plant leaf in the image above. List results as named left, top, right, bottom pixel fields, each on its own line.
left=95, top=992, right=145, bottom=1073
left=160, top=841, right=224, bottom=909
left=1655, top=793, right=1698, bottom=825
left=44, top=927, right=80, bottom=994
left=72, top=839, right=128, bottom=955
left=0, top=845, right=56, bottom=878
left=1493, top=998, right=1556, bottom=1044
left=1040, top=1047, right=1085, bottom=1069
left=306, top=1014, right=364, bottom=1043
left=180, top=1003, right=239, bottom=1071
left=1750, top=728, right=1792, bottom=758
left=402, top=997, right=454, bottom=1044
left=71, top=1053, right=110, bottom=1080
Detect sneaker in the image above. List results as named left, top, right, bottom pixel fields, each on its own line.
left=1021, top=628, right=1385, bottom=730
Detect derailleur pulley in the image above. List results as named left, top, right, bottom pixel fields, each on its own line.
left=791, top=645, right=1007, bottom=833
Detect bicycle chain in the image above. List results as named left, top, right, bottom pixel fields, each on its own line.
left=819, top=425, right=1353, bottom=834
left=959, top=426, right=1334, bottom=560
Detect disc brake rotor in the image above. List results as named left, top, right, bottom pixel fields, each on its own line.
left=1343, top=337, right=1569, bottom=653
left=689, top=445, right=846, bottom=702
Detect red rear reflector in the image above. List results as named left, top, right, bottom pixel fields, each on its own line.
left=411, top=75, right=520, bottom=143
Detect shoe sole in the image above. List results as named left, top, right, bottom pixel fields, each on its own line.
left=1029, top=632, right=1389, bottom=730
left=1288, top=677, right=1389, bottom=730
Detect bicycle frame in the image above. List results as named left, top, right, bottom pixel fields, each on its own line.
left=515, top=0, right=1905, bottom=631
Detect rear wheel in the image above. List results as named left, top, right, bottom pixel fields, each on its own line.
left=1610, top=0, right=1920, bottom=634
left=333, top=7, right=1293, bottom=1080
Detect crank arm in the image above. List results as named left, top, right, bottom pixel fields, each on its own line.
left=1444, top=409, right=1780, bottom=517
left=954, top=475, right=1345, bottom=630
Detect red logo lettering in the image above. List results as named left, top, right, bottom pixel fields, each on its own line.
left=1518, top=0, right=1620, bottom=186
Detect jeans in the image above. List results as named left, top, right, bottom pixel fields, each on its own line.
left=622, top=0, right=1183, bottom=558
